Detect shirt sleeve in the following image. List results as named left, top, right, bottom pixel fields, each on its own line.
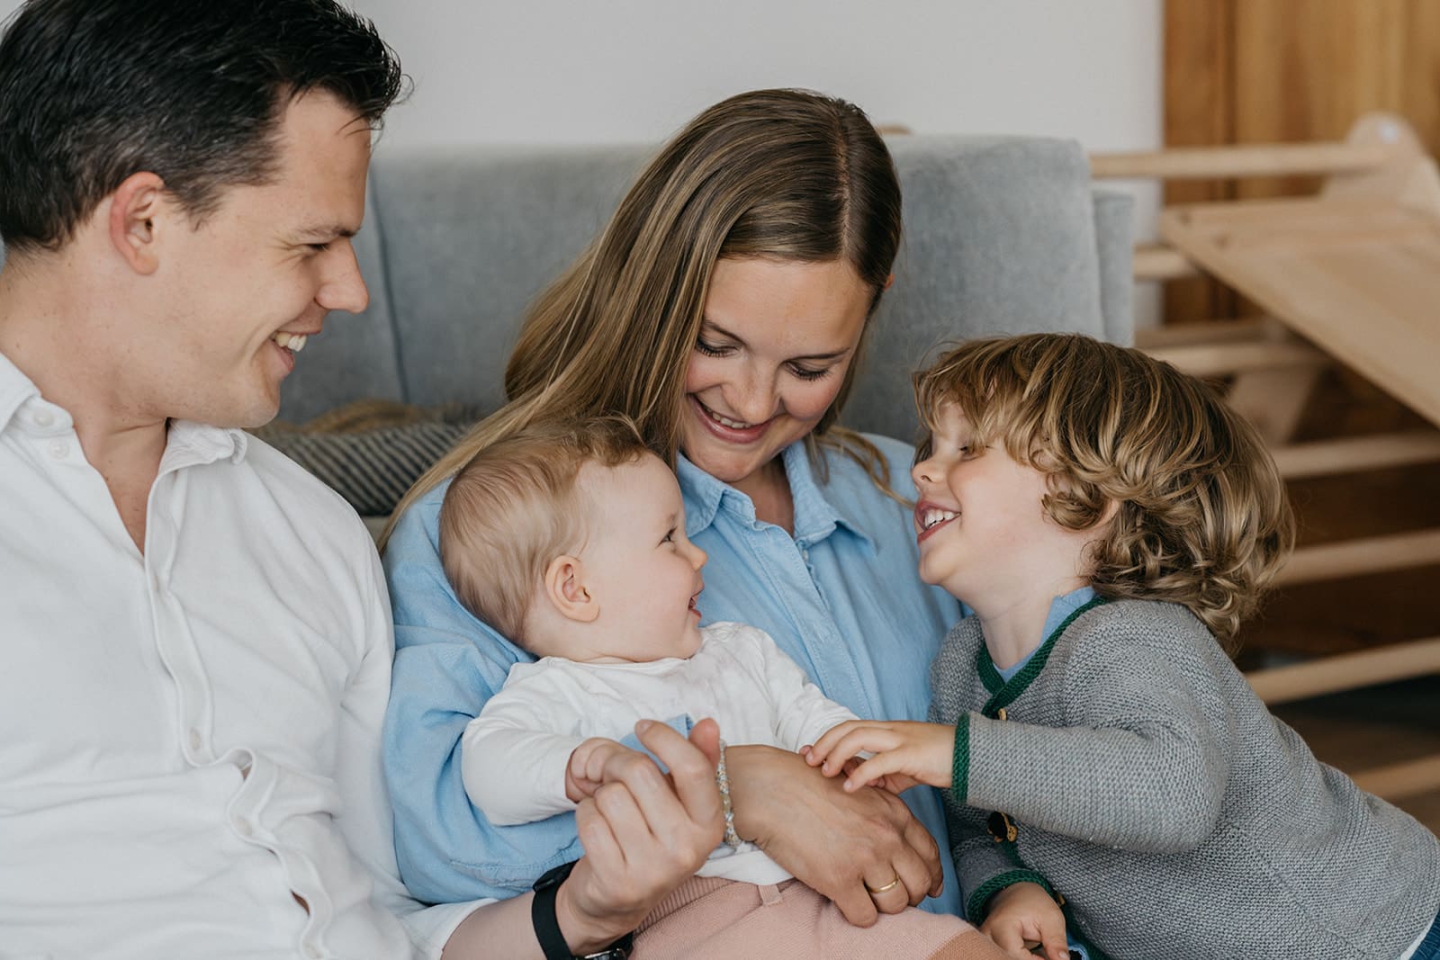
left=955, top=605, right=1233, bottom=854
left=382, top=488, right=586, bottom=905
left=741, top=625, right=859, bottom=751
left=338, top=537, right=494, bottom=958
left=462, top=669, right=586, bottom=827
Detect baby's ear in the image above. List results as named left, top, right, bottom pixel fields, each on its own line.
left=543, top=555, right=600, bottom=623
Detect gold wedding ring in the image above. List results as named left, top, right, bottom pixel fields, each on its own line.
left=864, top=874, right=902, bottom=895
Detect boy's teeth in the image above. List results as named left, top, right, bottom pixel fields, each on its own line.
left=273, top=332, right=308, bottom=352
left=923, top=508, right=958, bottom=530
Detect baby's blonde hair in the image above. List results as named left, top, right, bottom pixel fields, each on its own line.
left=439, top=416, right=650, bottom=647
left=913, top=333, right=1295, bottom=648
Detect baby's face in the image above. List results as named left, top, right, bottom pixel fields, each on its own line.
left=575, top=454, right=708, bottom=662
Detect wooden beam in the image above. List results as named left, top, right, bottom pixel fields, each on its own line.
left=1134, top=244, right=1201, bottom=281
left=1145, top=340, right=1327, bottom=378
left=1353, top=755, right=1440, bottom=802
left=1092, top=141, right=1398, bottom=181
left=1246, top=635, right=1440, bottom=705
left=1134, top=318, right=1271, bottom=350
left=1276, top=529, right=1440, bottom=587
left=1270, top=432, right=1440, bottom=479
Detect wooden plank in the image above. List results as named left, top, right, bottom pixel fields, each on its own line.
left=1276, top=529, right=1440, bottom=586
left=1091, top=142, right=1395, bottom=180
left=1133, top=244, right=1200, bottom=281
left=1145, top=340, right=1326, bottom=377
left=1246, top=635, right=1440, bottom=705
left=1270, top=431, right=1440, bottom=479
left=1135, top=318, right=1271, bottom=350
left=1161, top=195, right=1440, bottom=428
left=1353, top=754, right=1440, bottom=801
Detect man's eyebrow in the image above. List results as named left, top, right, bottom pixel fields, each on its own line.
left=291, top=223, right=359, bottom=241
left=701, top=319, right=853, bottom=362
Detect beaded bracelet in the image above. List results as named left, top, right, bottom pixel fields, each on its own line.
left=715, top=740, right=744, bottom=849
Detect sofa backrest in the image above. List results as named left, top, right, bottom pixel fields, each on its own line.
left=0, top=135, right=1133, bottom=445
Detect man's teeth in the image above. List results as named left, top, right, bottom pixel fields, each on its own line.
left=922, top=508, right=958, bottom=530
left=273, top=332, right=308, bottom=352
left=705, top=406, right=753, bottom=430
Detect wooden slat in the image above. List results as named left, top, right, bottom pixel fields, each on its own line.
left=1353, top=754, right=1440, bottom=801
left=1092, top=141, right=1397, bottom=181
left=1276, top=529, right=1440, bottom=587
left=1270, top=432, right=1440, bottom=479
left=1146, top=339, right=1327, bottom=378
left=1134, top=318, right=1271, bottom=350
left=1246, top=635, right=1440, bottom=705
left=1133, top=244, right=1201, bottom=281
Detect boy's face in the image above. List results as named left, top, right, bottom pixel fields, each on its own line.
left=576, top=454, right=708, bottom=662
left=910, top=403, right=1090, bottom=607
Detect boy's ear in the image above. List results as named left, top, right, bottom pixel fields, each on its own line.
left=543, top=555, right=600, bottom=624
left=107, top=171, right=168, bottom=276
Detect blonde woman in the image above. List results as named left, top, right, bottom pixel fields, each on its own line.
left=382, top=89, right=966, bottom=954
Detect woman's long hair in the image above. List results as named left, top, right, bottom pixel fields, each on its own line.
left=383, top=88, right=903, bottom=548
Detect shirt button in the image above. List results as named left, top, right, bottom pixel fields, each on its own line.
left=188, top=728, right=203, bottom=752
left=48, top=440, right=69, bottom=459
left=33, top=409, right=55, bottom=427
left=304, top=942, right=322, bottom=959
left=233, top=816, right=254, bottom=838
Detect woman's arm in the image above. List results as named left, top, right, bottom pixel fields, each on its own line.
left=724, top=743, right=944, bottom=926
left=442, top=719, right=725, bottom=957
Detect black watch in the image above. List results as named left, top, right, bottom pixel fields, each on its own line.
left=531, top=860, right=635, bottom=960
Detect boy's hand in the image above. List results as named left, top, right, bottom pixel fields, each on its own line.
left=803, top=719, right=955, bottom=793
left=982, top=882, right=1069, bottom=960
left=566, top=737, right=638, bottom=802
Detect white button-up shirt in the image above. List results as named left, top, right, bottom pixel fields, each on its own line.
left=0, top=352, right=480, bottom=959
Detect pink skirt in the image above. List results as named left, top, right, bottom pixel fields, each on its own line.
left=634, top=876, right=1010, bottom=960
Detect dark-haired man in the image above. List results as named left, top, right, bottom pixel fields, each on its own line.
left=0, top=1, right=721, bottom=957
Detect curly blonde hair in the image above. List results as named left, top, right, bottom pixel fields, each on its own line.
left=913, top=333, right=1295, bottom=648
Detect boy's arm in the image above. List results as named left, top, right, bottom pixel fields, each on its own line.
left=944, top=802, right=1058, bottom=927
left=957, top=606, right=1234, bottom=854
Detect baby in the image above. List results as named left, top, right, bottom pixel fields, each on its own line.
left=439, top=415, right=1004, bottom=960
left=807, top=333, right=1440, bottom=960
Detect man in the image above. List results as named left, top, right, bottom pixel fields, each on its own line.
left=0, top=2, right=720, bottom=957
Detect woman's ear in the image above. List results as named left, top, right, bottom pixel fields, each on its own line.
left=107, top=171, right=167, bottom=276
left=543, top=554, right=600, bottom=624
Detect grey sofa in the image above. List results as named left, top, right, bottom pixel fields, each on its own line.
left=278, top=135, right=1133, bottom=448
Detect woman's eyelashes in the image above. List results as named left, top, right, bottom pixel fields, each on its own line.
left=693, top=337, right=835, bottom=381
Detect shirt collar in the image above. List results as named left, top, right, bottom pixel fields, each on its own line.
left=0, top=349, right=39, bottom=433
left=677, top=440, right=876, bottom=552
left=0, top=349, right=247, bottom=466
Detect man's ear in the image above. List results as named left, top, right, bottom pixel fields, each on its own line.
left=543, top=555, right=600, bottom=624
left=107, top=172, right=168, bottom=276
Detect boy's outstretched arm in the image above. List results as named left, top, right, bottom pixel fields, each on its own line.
left=805, top=719, right=956, bottom=793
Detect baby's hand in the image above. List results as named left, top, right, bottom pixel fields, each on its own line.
left=981, top=881, right=1069, bottom=960
left=803, top=719, right=955, bottom=793
left=565, top=737, right=638, bottom=802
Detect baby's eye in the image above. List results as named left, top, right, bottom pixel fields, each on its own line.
left=660, top=528, right=676, bottom=545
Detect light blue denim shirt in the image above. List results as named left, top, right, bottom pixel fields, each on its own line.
left=382, top=433, right=963, bottom=915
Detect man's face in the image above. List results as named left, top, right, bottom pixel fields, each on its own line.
left=139, top=91, right=372, bottom=428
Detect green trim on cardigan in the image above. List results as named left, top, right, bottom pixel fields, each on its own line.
left=950, top=713, right=971, bottom=805
left=965, top=869, right=1055, bottom=926
left=978, top=596, right=1109, bottom=718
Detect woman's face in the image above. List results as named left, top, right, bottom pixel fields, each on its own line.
left=679, top=256, right=873, bottom=491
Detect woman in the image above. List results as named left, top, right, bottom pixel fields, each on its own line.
left=382, top=88, right=965, bottom=952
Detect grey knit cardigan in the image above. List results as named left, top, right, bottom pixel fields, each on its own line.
left=929, top=598, right=1440, bottom=960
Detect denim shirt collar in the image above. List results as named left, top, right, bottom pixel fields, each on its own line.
left=678, top=440, right=877, bottom=553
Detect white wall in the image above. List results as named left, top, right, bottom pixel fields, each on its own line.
left=0, top=0, right=1163, bottom=320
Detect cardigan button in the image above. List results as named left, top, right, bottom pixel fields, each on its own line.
left=997, top=707, right=1008, bottom=721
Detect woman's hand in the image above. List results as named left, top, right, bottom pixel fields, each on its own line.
left=981, top=882, right=1069, bottom=960
left=724, top=743, right=943, bottom=927
left=553, top=718, right=724, bottom=953
left=805, top=719, right=956, bottom=793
